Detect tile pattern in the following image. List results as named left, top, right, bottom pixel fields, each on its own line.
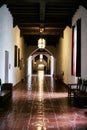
left=0, top=72, right=87, bottom=130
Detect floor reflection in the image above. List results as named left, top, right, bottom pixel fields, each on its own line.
left=34, top=70, right=45, bottom=130
left=38, top=70, right=44, bottom=101
left=0, top=70, right=87, bottom=130
left=27, top=75, right=32, bottom=91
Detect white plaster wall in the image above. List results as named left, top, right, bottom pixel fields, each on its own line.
left=63, top=27, right=75, bottom=83
left=56, top=6, right=87, bottom=84
left=0, top=5, right=13, bottom=83
left=0, top=5, right=26, bottom=85
left=56, top=26, right=74, bottom=84
left=56, top=37, right=64, bottom=73
left=72, top=6, right=87, bottom=79
left=13, top=26, right=26, bottom=85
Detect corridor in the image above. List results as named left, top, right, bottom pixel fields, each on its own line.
left=0, top=70, right=87, bottom=130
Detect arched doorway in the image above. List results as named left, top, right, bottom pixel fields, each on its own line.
left=27, top=48, right=55, bottom=76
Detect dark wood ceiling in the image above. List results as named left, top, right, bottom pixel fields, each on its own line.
left=1, top=0, right=87, bottom=46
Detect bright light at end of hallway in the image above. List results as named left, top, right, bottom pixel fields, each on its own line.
left=37, top=126, right=46, bottom=130
left=38, top=64, right=44, bottom=70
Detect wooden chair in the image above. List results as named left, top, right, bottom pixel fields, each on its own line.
left=67, top=78, right=82, bottom=102
left=74, top=79, right=87, bottom=107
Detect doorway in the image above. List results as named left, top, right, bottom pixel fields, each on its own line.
left=27, top=48, right=55, bottom=76
left=5, top=50, right=9, bottom=83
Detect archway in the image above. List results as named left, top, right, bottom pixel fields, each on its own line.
left=27, top=48, right=55, bottom=76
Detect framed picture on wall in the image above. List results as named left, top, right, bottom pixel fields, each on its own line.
left=71, top=19, right=81, bottom=77
left=14, top=45, right=18, bottom=67
left=18, top=48, right=20, bottom=67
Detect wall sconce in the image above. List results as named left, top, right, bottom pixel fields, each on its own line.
left=40, top=27, right=44, bottom=33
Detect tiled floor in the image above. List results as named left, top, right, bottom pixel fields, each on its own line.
left=0, top=70, right=87, bottom=130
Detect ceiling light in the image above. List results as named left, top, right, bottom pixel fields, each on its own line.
left=38, top=38, right=46, bottom=49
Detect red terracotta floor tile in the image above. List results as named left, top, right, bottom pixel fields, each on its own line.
left=0, top=72, right=87, bottom=130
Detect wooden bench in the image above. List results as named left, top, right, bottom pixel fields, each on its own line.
left=0, top=83, right=13, bottom=105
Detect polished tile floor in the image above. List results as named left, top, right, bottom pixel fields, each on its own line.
left=0, top=70, right=87, bottom=130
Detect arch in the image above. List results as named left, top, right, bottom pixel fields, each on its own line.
left=27, top=47, right=55, bottom=76
left=31, top=47, right=53, bottom=56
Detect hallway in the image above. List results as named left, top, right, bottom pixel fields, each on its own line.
left=0, top=71, right=87, bottom=130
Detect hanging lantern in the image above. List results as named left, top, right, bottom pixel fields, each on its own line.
left=38, top=38, right=46, bottom=49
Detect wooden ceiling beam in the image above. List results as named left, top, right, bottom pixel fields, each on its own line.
left=40, top=1, right=45, bottom=23
left=20, top=27, right=64, bottom=35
